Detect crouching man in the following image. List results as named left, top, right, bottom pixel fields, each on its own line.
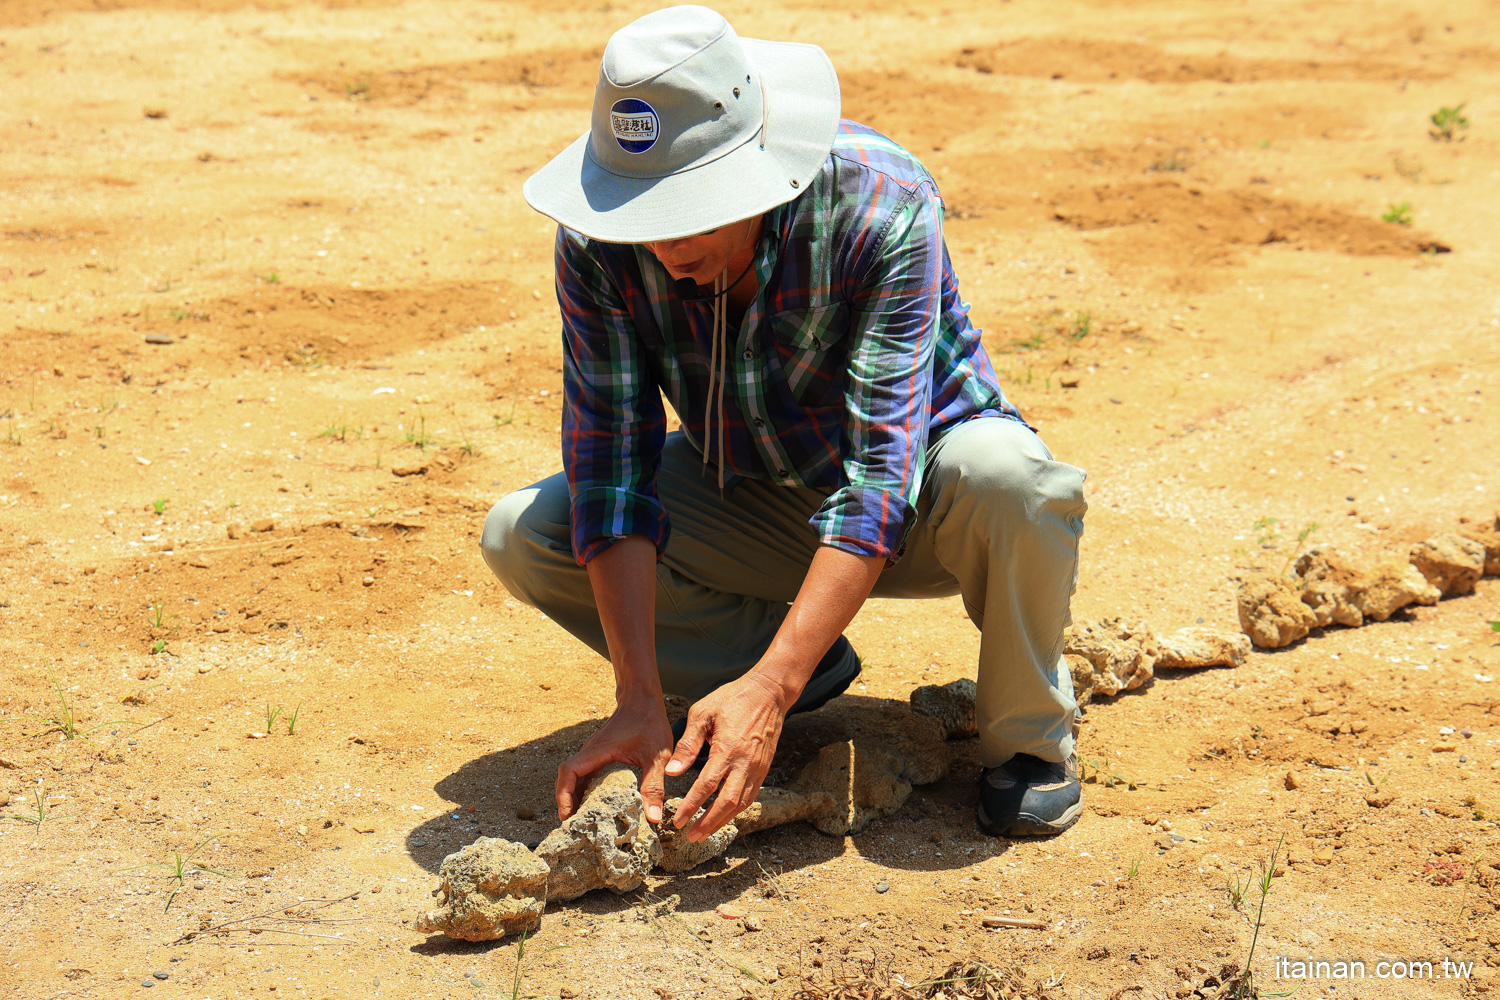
left=480, top=5, right=1087, bottom=842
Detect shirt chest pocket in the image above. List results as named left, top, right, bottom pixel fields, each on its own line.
left=769, top=303, right=847, bottom=406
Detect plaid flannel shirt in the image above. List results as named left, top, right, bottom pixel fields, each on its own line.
left=557, top=120, right=1022, bottom=566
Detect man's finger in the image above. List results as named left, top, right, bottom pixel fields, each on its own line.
left=640, top=754, right=668, bottom=825
left=687, top=766, right=751, bottom=841
left=554, top=745, right=615, bottom=820
left=665, top=710, right=710, bottom=777
left=672, top=758, right=728, bottom=827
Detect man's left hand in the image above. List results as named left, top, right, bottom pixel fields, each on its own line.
left=665, top=670, right=789, bottom=841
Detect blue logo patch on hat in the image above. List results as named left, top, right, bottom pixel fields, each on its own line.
left=609, top=98, right=659, bottom=154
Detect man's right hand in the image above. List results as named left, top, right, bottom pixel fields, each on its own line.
left=554, top=692, right=673, bottom=824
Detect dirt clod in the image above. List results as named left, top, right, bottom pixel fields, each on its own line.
left=909, top=677, right=978, bottom=738
left=1236, top=575, right=1318, bottom=648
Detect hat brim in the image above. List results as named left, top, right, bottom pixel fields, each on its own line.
left=522, top=38, right=840, bottom=244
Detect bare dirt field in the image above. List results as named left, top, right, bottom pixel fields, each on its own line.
left=2, top=1, right=1499, bottom=998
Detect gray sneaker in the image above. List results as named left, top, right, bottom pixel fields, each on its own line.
left=976, top=753, right=1082, bottom=837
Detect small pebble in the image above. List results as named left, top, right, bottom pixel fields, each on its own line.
left=1420, top=808, right=1432, bottom=817
left=516, top=807, right=535, bottom=820
left=1461, top=729, right=1474, bottom=739
left=128, top=739, right=138, bottom=746
left=744, top=913, right=764, bottom=932
left=141, top=981, right=155, bottom=989
left=152, top=971, right=169, bottom=981
left=874, top=879, right=889, bottom=894
left=194, top=882, right=205, bottom=890
left=1460, top=756, right=1467, bottom=763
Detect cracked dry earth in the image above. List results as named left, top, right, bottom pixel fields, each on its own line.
left=2, top=1, right=1499, bottom=998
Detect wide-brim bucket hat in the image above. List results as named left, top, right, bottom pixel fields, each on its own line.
left=523, top=4, right=840, bottom=244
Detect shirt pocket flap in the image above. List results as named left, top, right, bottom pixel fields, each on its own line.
left=770, top=303, right=846, bottom=353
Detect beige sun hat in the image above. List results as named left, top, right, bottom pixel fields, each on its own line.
left=522, top=5, right=841, bottom=244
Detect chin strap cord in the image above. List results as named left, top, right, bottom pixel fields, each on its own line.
left=702, top=267, right=728, bottom=494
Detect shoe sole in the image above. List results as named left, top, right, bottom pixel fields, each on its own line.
left=976, top=800, right=1083, bottom=838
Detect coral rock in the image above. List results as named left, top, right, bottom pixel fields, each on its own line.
left=1154, top=627, right=1252, bottom=669
left=1064, top=617, right=1158, bottom=696
left=1236, top=575, right=1318, bottom=648
left=415, top=837, right=547, bottom=941
left=655, top=799, right=736, bottom=874
left=1354, top=560, right=1441, bottom=621
left=535, top=764, right=661, bottom=901
left=1458, top=525, right=1500, bottom=576
left=909, top=678, right=978, bottom=739
left=1066, top=653, right=1098, bottom=706
left=734, top=787, right=838, bottom=836
left=1409, top=533, right=1486, bottom=597
left=789, top=739, right=912, bottom=837
left=819, top=700, right=952, bottom=786
left=1292, top=545, right=1367, bottom=628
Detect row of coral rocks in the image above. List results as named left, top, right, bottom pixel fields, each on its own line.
left=1237, top=515, right=1499, bottom=649
left=415, top=612, right=1255, bottom=944
left=415, top=513, right=1497, bottom=941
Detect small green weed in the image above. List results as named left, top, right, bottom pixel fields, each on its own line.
left=1487, top=620, right=1499, bottom=634
left=492, top=397, right=519, bottom=429
left=1126, top=859, right=1141, bottom=879
left=344, top=73, right=373, bottom=101
left=263, top=703, right=284, bottom=734
left=111, top=835, right=235, bottom=910
left=5, top=785, right=63, bottom=826
left=1228, top=834, right=1292, bottom=999
left=259, top=272, right=282, bottom=285
left=405, top=410, right=432, bottom=450
left=148, top=599, right=169, bottom=629
left=1077, top=756, right=1164, bottom=791
left=150, top=639, right=168, bottom=656
left=1149, top=153, right=1188, bottom=173
left=30, top=666, right=133, bottom=740
left=317, top=418, right=364, bottom=442
left=151, top=498, right=167, bottom=516
left=167, top=308, right=208, bottom=323
left=284, top=702, right=303, bottom=736
left=1068, top=311, right=1092, bottom=342
left=1429, top=103, right=1469, bottom=142
left=94, top=394, right=120, bottom=438
left=1382, top=200, right=1413, bottom=226
left=1225, top=870, right=1253, bottom=910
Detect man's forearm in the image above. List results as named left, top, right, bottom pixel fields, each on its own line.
left=585, top=534, right=663, bottom=705
left=752, top=545, right=883, bottom=710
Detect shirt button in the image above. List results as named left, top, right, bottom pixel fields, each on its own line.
left=777, top=468, right=789, bottom=477
left=742, top=350, right=753, bottom=360
left=753, top=418, right=765, bottom=428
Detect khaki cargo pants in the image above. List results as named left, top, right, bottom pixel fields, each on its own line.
left=480, top=416, right=1086, bottom=767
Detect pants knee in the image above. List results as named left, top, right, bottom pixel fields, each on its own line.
left=950, top=423, right=1086, bottom=530
left=478, top=478, right=571, bottom=604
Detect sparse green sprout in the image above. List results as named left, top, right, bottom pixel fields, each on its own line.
left=6, top=785, right=63, bottom=825
left=1149, top=153, right=1188, bottom=173
left=260, top=272, right=282, bottom=285
left=405, top=410, right=432, bottom=450
left=317, top=418, right=363, bottom=442
left=111, top=835, right=235, bottom=910
left=150, top=639, right=168, bottom=656
left=1127, top=859, right=1141, bottom=879
left=1429, top=103, right=1469, bottom=142
left=1382, top=201, right=1413, bottom=226
left=285, top=702, right=303, bottom=736
left=1230, top=834, right=1289, bottom=1000
left=148, top=599, right=169, bottom=629
left=28, top=666, right=134, bottom=740
left=492, top=397, right=519, bottom=429
left=151, top=498, right=167, bottom=515
left=345, top=73, right=373, bottom=101
left=1488, top=620, right=1500, bottom=633
left=1068, top=311, right=1092, bottom=342
left=264, top=703, right=284, bottom=734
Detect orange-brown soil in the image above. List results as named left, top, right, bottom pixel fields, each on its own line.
left=2, top=2, right=1498, bottom=998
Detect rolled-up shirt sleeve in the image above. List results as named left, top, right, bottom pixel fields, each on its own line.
left=812, top=185, right=941, bottom=562
left=556, top=228, right=669, bottom=565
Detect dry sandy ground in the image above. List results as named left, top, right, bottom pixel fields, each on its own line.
left=2, top=1, right=1499, bottom=998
